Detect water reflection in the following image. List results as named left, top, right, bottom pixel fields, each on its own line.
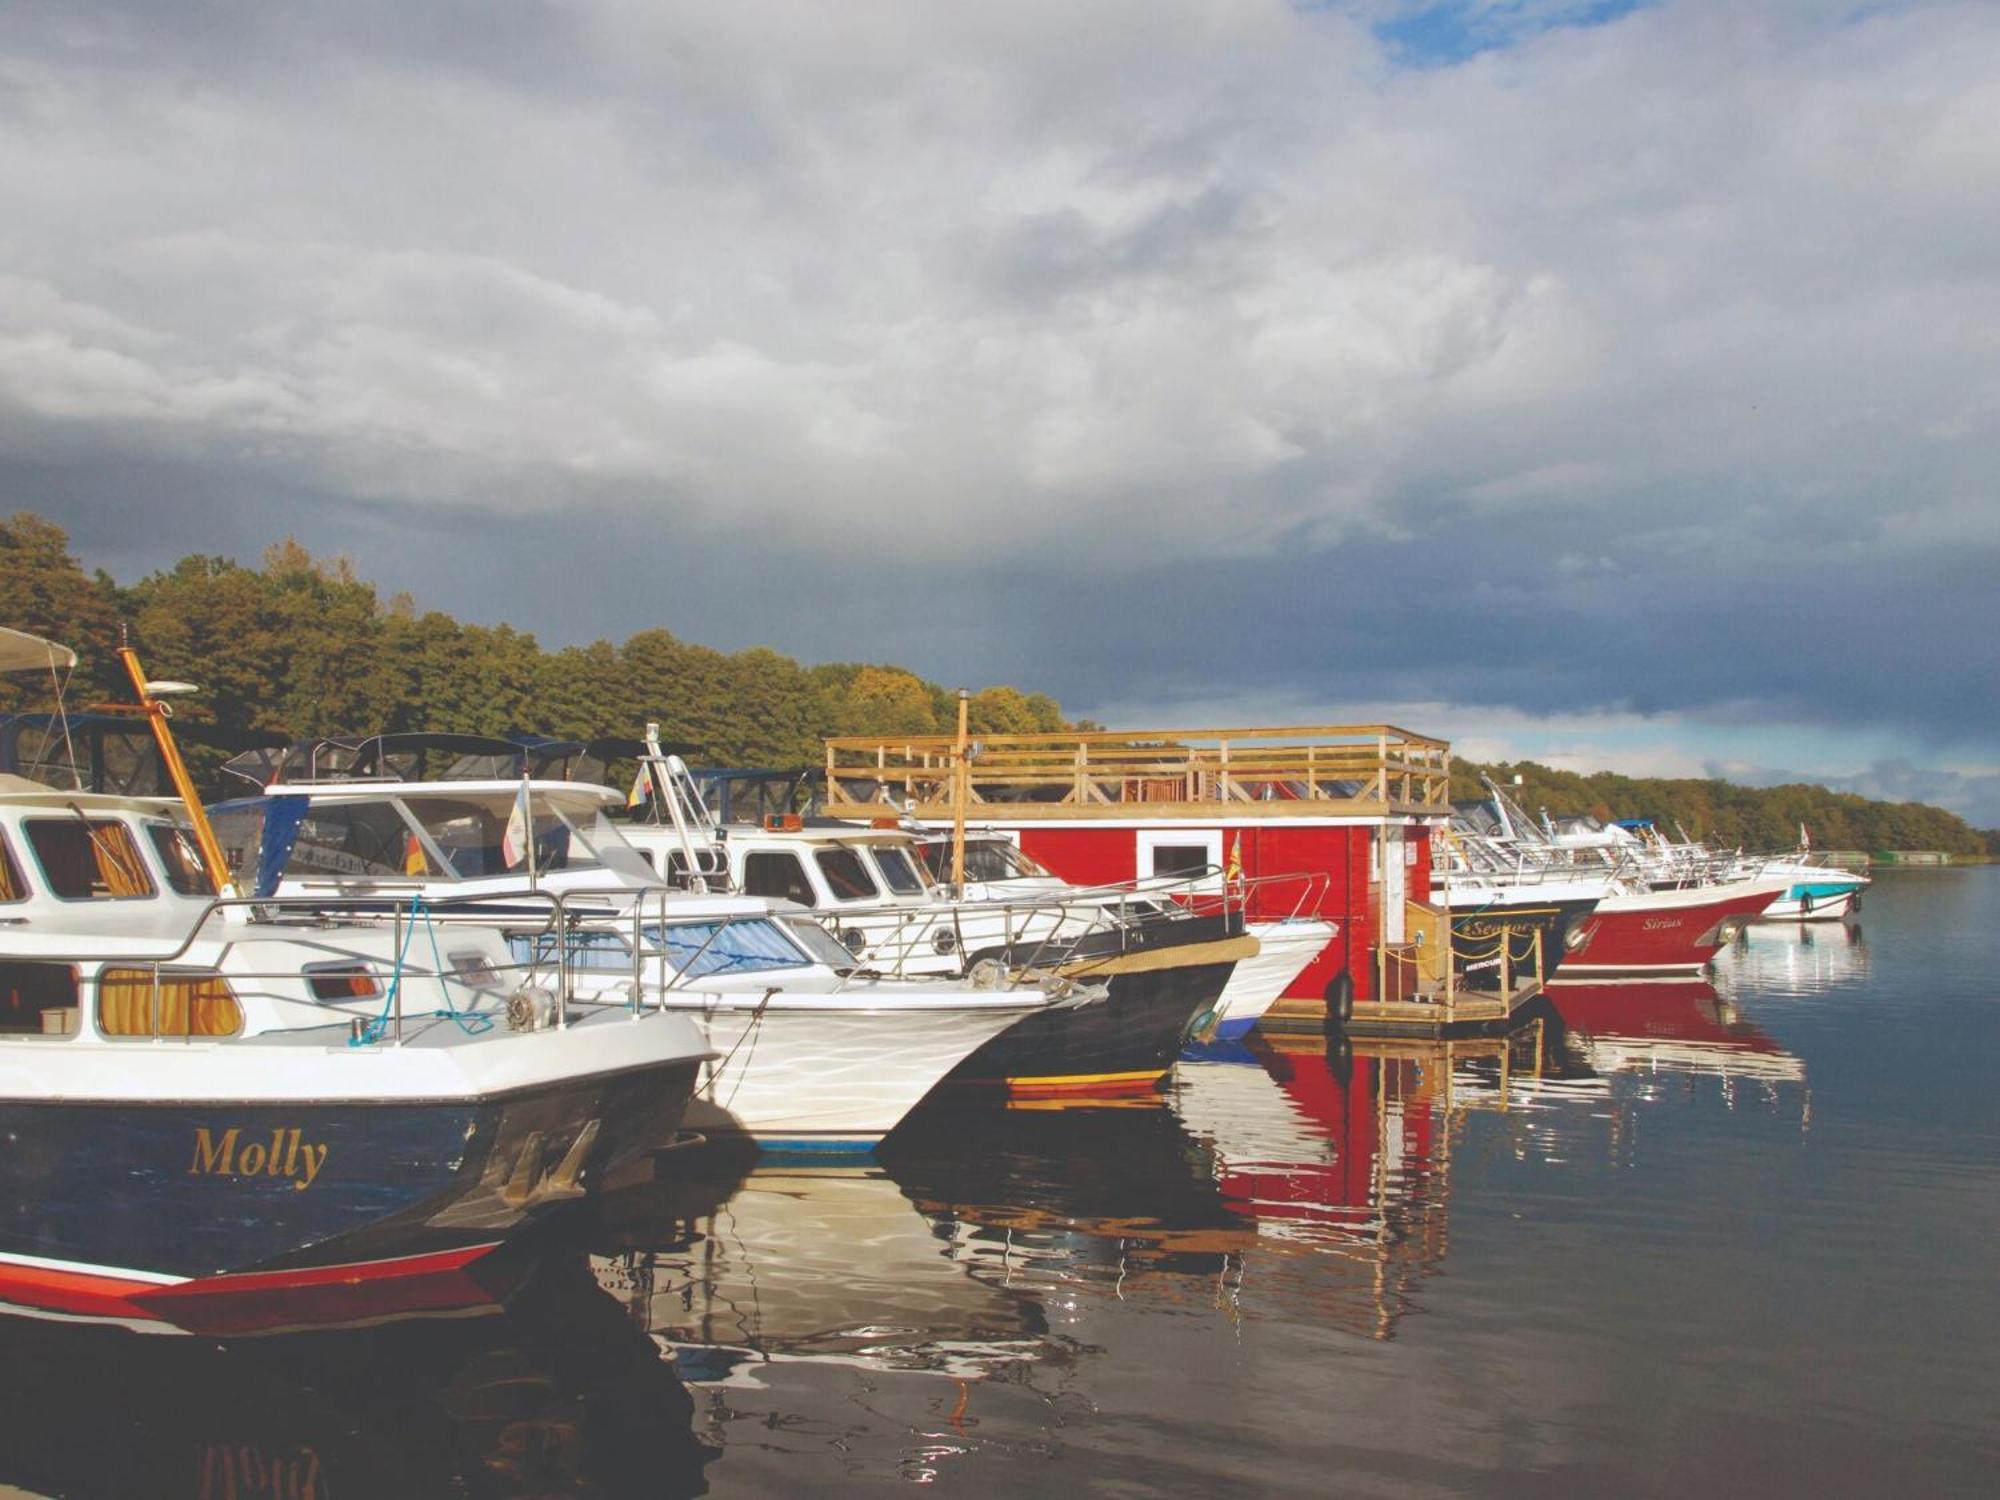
left=881, top=1099, right=1258, bottom=1316
left=588, top=1144, right=1049, bottom=1383
left=1555, top=980, right=1808, bottom=1085
left=1725, top=919, right=1871, bottom=996
left=0, top=1250, right=713, bottom=1499
left=1172, top=1033, right=1567, bottom=1339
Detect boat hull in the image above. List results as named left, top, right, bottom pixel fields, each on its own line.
left=1444, top=895, right=1600, bottom=991
left=944, top=953, right=1240, bottom=1096
left=1551, top=882, right=1786, bottom=981
left=1756, top=880, right=1863, bottom=922
left=671, top=999, right=1046, bottom=1150
left=0, top=1061, right=700, bottom=1335
left=1203, top=920, right=1335, bottom=1041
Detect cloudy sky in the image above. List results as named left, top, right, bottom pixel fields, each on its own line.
left=5, top=1, right=1997, bottom=822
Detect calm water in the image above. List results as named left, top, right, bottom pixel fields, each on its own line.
left=3, top=869, right=1995, bottom=1497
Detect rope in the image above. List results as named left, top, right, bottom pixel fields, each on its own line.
left=348, top=895, right=494, bottom=1046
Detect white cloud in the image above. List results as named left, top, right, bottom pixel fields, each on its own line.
left=2, top=1, right=1990, bottom=569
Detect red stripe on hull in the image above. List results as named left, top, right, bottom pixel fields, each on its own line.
left=0, top=1242, right=514, bottom=1336
left=1552, top=886, right=1779, bottom=979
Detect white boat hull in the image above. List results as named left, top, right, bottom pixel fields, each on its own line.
left=668, top=995, right=1043, bottom=1149
left=1203, top=920, right=1336, bottom=1040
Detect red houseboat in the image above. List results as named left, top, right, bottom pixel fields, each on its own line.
left=822, top=724, right=1470, bottom=1022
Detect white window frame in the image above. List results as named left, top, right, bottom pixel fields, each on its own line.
left=1137, top=829, right=1224, bottom=894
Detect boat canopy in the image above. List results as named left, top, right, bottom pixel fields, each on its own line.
left=211, top=781, right=639, bottom=896
left=0, top=628, right=76, bottom=675
left=0, top=714, right=290, bottom=797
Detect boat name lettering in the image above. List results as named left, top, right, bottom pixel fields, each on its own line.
left=189, top=1127, right=330, bottom=1190
left=1641, top=918, right=1684, bottom=932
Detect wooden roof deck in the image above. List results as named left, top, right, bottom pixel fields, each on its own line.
left=822, top=724, right=1452, bottom=821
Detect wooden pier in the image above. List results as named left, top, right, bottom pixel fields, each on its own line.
left=1263, top=980, right=1545, bottom=1040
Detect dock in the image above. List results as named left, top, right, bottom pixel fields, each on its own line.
left=1264, top=980, right=1547, bottom=1040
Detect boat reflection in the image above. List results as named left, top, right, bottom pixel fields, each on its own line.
left=879, top=1097, right=1259, bottom=1323
left=1722, top=920, right=1871, bottom=997
left=0, top=1250, right=713, bottom=1499
left=588, top=1140, right=1050, bottom=1385
left=1173, top=1032, right=1563, bottom=1339
left=1553, top=981, right=1807, bottom=1085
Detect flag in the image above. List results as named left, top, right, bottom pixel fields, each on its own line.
left=403, top=831, right=428, bottom=877
left=502, top=782, right=530, bottom=870
left=627, top=764, right=651, bottom=809
left=1225, top=832, right=1243, bottom=883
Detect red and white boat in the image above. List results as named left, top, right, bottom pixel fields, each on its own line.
left=1442, top=782, right=1786, bottom=981
left=1551, top=877, right=1791, bottom=980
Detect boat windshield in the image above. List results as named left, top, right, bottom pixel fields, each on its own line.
left=870, top=844, right=929, bottom=895
left=782, top=915, right=864, bottom=969
left=640, top=918, right=814, bottom=978
left=275, top=790, right=615, bottom=882
left=917, top=837, right=1052, bottom=883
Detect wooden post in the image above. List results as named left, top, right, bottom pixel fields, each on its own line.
left=951, top=689, right=970, bottom=895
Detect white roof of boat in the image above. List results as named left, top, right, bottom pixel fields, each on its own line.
left=0, top=781, right=182, bottom=817
left=0, top=627, right=77, bottom=673
left=263, top=778, right=623, bottom=806
left=691, top=823, right=917, bottom=845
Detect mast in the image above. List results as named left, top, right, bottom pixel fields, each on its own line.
left=950, top=688, right=969, bottom=896
left=115, top=639, right=233, bottom=897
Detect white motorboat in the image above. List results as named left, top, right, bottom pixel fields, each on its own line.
left=210, top=763, right=1059, bottom=1150
left=0, top=631, right=714, bottom=1334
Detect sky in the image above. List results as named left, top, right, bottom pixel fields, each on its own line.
left=3, top=0, right=1997, bottom=825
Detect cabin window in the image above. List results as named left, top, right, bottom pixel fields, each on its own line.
left=1137, top=829, right=1223, bottom=894
left=871, top=846, right=927, bottom=895
left=0, top=831, right=27, bottom=904
left=742, top=851, right=816, bottom=907
left=1149, top=844, right=1212, bottom=877
left=24, top=817, right=157, bottom=900
left=0, top=961, right=80, bottom=1036
left=505, top=931, right=632, bottom=973
left=814, top=847, right=879, bottom=902
left=305, top=963, right=381, bottom=1001
left=98, top=968, right=243, bottom=1037
left=146, top=821, right=212, bottom=896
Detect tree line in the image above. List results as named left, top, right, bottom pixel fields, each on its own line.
left=4, top=511, right=1993, bottom=852
left=1450, top=759, right=1995, bottom=858
left=0, top=512, right=1065, bottom=781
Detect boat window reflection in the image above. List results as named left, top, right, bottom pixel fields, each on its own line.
left=814, top=846, right=879, bottom=901
left=742, top=850, right=816, bottom=906
left=642, top=919, right=815, bottom=977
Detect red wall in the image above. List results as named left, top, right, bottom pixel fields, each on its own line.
left=1006, top=822, right=1437, bottom=1005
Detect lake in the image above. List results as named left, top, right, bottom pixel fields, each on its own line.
left=2, top=867, right=1993, bottom=1497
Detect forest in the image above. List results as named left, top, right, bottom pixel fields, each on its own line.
left=5, top=512, right=1992, bottom=855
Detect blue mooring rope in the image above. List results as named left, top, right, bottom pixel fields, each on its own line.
left=347, top=894, right=496, bottom=1046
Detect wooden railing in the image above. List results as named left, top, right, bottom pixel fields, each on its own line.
left=823, top=724, right=1452, bottom=820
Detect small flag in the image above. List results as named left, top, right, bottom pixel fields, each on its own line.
left=628, top=764, right=651, bottom=809
left=1225, top=832, right=1243, bottom=883
left=403, top=832, right=428, bottom=877
left=502, top=783, right=530, bottom=870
